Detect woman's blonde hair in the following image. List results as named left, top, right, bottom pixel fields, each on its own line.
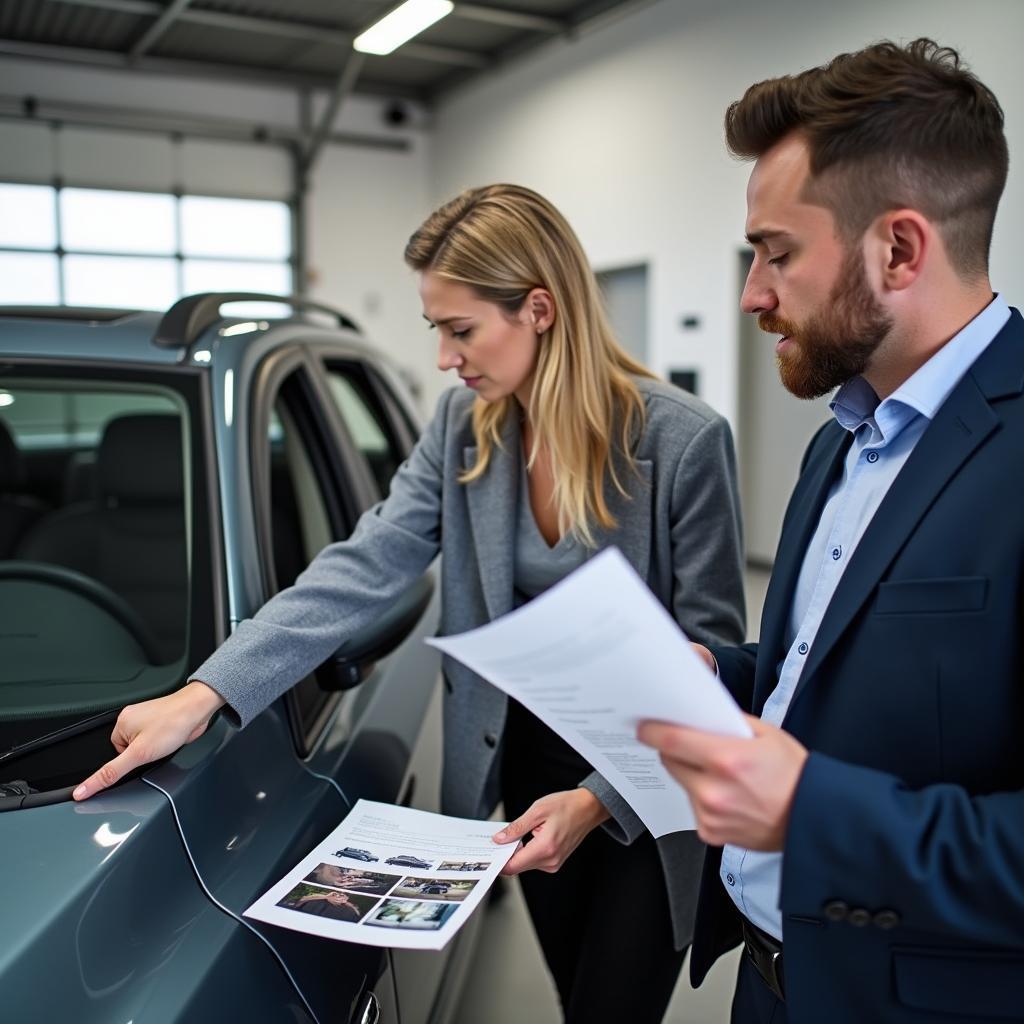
left=405, top=184, right=654, bottom=546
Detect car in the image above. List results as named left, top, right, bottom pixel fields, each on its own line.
left=420, top=883, right=450, bottom=895
left=385, top=855, right=433, bottom=869
left=335, top=847, right=379, bottom=863
left=0, top=293, right=481, bottom=1024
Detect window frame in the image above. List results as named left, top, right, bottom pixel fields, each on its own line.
left=0, top=179, right=296, bottom=308
left=248, top=346, right=370, bottom=756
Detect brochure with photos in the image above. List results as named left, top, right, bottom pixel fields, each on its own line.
left=244, top=799, right=518, bottom=950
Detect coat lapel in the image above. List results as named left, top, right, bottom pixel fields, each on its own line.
left=784, top=310, right=1024, bottom=716
left=464, top=411, right=520, bottom=622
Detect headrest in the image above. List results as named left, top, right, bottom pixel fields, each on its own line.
left=98, top=415, right=184, bottom=504
left=0, top=419, right=22, bottom=489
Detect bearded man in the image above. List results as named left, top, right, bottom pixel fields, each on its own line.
left=640, top=39, right=1023, bottom=1024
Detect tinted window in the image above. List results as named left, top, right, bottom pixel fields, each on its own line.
left=324, top=366, right=404, bottom=497
left=0, top=374, right=212, bottom=789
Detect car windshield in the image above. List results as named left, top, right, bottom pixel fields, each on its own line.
left=0, top=375, right=200, bottom=788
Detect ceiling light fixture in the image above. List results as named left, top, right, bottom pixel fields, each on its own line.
left=354, top=0, right=454, bottom=56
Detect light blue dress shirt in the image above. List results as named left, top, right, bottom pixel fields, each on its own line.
left=719, top=294, right=1010, bottom=940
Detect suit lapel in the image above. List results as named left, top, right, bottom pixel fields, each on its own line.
left=752, top=424, right=850, bottom=712
left=783, top=312, right=1024, bottom=716
left=464, top=411, right=520, bottom=622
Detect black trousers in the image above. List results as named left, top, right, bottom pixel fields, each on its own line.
left=731, top=956, right=789, bottom=1024
left=501, top=701, right=686, bottom=1024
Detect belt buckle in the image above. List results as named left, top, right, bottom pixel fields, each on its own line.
left=743, top=925, right=785, bottom=1002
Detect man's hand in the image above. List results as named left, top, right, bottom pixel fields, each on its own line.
left=492, top=788, right=610, bottom=875
left=73, top=681, right=225, bottom=800
left=637, top=715, right=808, bottom=851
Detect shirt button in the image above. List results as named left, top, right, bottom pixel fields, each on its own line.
left=726, top=873, right=736, bottom=886
left=484, top=732, right=498, bottom=748
left=832, top=546, right=842, bottom=560
left=866, top=450, right=879, bottom=463
left=798, top=642, right=809, bottom=655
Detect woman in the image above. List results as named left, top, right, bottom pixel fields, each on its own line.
left=73, top=184, right=745, bottom=1022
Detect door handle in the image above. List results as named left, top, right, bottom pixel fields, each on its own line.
left=355, top=992, right=380, bottom=1024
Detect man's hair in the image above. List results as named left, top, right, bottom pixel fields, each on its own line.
left=725, top=39, right=1008, bottom=278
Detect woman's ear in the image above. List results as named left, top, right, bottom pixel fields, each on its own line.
left=526, top=288, right=556, bottom=333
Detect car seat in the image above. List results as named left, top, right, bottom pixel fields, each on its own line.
left=0, top=419, right=48, bottom=558
left=16, top=414, right=188, bottom=664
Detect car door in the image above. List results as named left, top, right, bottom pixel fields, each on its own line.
left=313, top=353, right=485, bottom=1024
left=145, top=342, right=443, bottom=1024
left=0, top=358, right=316, bottom=1024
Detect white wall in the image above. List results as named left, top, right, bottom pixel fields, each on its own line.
left=430, top=0, right=1024, bottom=428
left=0, top=56, right=434, bottom=408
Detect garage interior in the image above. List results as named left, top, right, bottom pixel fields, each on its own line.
left=2, top=1, right=1021, bottom=1021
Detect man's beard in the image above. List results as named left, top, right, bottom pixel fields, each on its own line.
left=759, top=247, right=893, bottom=399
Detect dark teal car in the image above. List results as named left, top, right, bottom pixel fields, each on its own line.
left=0, top=294, right=478, bottom=1024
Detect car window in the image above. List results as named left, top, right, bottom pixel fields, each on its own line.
left=260, top=367, right=353, bottom=749
left=324, top=365, right=405, bottom=498
left=0, top=374, right=213, bottom=790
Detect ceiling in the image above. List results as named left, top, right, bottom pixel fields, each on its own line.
left=0, top=0, right=647, bottom=103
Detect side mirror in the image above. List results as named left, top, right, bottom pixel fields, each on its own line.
left=317, top=573, right=435, bottom=692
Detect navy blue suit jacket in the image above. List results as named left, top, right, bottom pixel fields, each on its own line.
left=692, top=309, right=1024, bottom=1022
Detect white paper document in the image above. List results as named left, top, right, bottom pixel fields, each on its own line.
left=428, top=547, right=751, bottom=837
left=244, top=800, right=518, bottom=950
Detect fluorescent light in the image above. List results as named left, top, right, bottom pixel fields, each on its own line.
left=354, top=0, right=453, bottom=55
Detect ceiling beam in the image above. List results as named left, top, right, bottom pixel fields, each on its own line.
left=301, top=50, right=364, bottom=175
left=454, top=3, right=564, bottom=34
left=0, top=90, right=411, bottom=153
left=43, top=0, right=488, bottom=67
left=128, top=0, right=194, bottom=59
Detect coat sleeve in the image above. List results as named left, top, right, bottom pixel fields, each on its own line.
left=190, top=388, right=456, bottom=727
left=667, top=414, right=747, bottom=648
left=582, top=414, right=748, bottom=844
left=781, top=752, right=1024, bottom=946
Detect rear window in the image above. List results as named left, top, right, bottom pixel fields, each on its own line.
left=0, top=375, right=210, bottom=790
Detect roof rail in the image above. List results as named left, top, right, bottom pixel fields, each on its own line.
left=153, top=292, right=361, bottom=349
left=0, top=306, right=140, bottom=323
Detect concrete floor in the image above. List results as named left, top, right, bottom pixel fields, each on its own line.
left=454, top=568, right=770, bottom=1024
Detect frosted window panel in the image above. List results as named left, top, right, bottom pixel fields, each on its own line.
left=180, top=196, right=291, bottom=260
left=183, top=259, right=293, bottom=317
left=64, top=255, right=179, bottom=310
left=0, top=185, right=57, bottom=249
left=61, top=188, right=177, bottom=254
left=0, top=252, right=60, bottom=304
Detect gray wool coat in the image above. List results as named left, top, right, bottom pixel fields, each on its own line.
left=193, top=376, right=746, bottom=949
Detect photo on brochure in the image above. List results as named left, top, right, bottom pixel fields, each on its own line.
left=391, top=876, right=479, bottom=902
left=304, top=864, right=401, bottom=896
left=365, top=899, right=459, bottom=931
left=277, top=883, right=379, bottom=923
left=333, top=846, right=381, bottom=864
left=437, top=859, right=492, bottom=872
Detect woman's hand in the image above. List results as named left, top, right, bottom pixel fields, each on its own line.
left=72, top=680, right=226, bottom=800
left=493, top=788, right=611, bottom=875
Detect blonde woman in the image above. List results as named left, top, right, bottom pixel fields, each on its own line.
left=75, top=185, right=745, bottom=1022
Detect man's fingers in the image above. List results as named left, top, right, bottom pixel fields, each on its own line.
left=638, top=720, right=717, bottom=765
left=493, top=803, right=545, bottom=844
left=73, top=745, right=145, bottom=801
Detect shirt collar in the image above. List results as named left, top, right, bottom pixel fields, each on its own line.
left=830, top=293, right=1010, bottom=438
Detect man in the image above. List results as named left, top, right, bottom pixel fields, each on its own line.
left=639, top=39, right=1023, bottom=1023
left=290, top=888, right=364, bottom=923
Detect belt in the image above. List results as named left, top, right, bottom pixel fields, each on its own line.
left=741, top=919, right=785, bottom=1002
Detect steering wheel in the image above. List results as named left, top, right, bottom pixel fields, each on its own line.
left=0, top=561, right=164, bottom=665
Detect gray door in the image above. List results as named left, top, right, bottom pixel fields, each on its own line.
left=736, top=250, right=832, bottom=566
left=596, top=263, right=649, bottom=366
